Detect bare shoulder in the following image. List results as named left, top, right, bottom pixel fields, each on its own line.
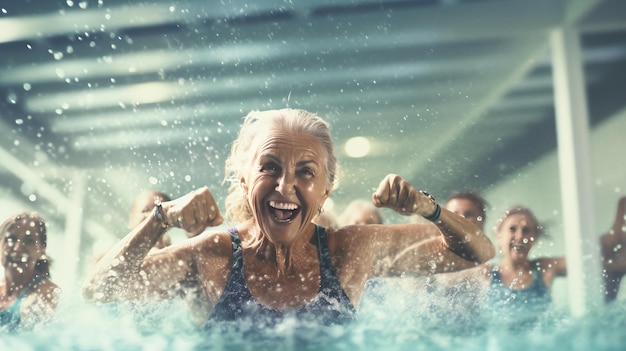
left=535, top=257, right=567, bottom=277
left=186, top=230, right=236, bottom=255
left=185, top=230, right=236, bottom=275
left=324, top=225, right=380, bottom=253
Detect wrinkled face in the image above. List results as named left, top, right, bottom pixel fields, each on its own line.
left=128, top=192, right=167, bottom=229
left=242, top=128, right=331, bottom=244
left=445, top=198, right=484, bottom=230
left=1, top=220, right=45, bottom=272
left=496, top=213, right=537, bottom=261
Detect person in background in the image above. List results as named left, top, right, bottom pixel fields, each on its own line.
left=439, top=206, right=566, bottom=329
left=339, top=199, right=384, bottom=226
left=88, top=190, right=174, bottom=268
left=443, top=190, right=488, bottom=231
left=0, top=212, right=61, bottom=331
left=82, top=108, right=494, bottom=328
left=601, top=195, right=626, bottom=302
left=483, top=207, right=566, bottom=320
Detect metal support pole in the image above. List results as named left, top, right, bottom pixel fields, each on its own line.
left=550, top=27, right=603, bottom=316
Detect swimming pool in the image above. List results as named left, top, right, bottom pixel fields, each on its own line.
left=2, top=283, right=624, bottom=351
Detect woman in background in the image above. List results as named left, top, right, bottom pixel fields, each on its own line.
left=0, top=212, right=60, bottom=331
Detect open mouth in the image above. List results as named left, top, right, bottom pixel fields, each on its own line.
left=8, top=252, right=29, bottom=264
left=510, top=244, right=526, bottom=252
left=268, top=200, right=301, bottom=223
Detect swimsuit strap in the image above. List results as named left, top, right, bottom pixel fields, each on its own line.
left=490, top=263, right=548, bottom=292
left=315, top=225, right=339, bottom=289
left=226, top=228, right=242, bottom=253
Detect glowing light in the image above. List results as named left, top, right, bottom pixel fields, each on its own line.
left=344, top=136, right=370, bottom=158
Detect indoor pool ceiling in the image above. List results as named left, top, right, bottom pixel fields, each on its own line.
left=0, top=0, right=625, bottom=242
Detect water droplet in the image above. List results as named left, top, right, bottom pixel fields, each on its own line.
left=6, top=91, right=17, bottom=104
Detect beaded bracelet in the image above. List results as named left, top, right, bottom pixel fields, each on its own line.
left=419, top=191, right=441, bottom=222
left=153, top=200, right=170, bottom=229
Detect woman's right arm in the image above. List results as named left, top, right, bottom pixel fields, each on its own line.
left=81, top=187, right=223, bottom=302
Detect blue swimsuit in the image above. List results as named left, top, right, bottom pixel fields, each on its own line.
left=0, top=275, right=45, bottom=332
left=208, top=225, right=356, bottom=326
left=487, top=263, right=551, bottom=306
left=484, top=262, right=552, bottom=327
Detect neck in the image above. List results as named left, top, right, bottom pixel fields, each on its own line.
left=245, top=222, right=316, bottom=277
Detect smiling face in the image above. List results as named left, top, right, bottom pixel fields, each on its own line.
left=1, top=216, right=45, bottom=274
left=241, top=127, right=331, bottom=245
left=496, top=213, right=538, bottom=262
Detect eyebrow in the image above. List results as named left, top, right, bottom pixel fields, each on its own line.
left=261, top=154, right=319, bottom=168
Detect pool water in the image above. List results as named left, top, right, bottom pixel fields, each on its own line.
left=2, top=280, right=625, bottom=351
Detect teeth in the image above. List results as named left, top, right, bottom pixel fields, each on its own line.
left=269, top=201, right=299, bottom=210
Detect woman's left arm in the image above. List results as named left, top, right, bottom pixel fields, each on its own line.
left=371, top=174, right=495, bottom=270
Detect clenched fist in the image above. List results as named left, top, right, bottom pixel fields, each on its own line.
left=161, top=187, right=224, bottom=235
left=372, top=174, right=436, bottom=217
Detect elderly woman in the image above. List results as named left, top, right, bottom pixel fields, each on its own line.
left=0, top=212, right=61, bottom=331
left=82, top=108, right=494, bottom=326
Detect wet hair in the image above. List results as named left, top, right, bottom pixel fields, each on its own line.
left=493, top=206, right=544, bottom=237
left=224, top=109, right=337, bottom=223
left=0, top=212, right=52, bottom=278
left=446, top=190, right=488, bottom=223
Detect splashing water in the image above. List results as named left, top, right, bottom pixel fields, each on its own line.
left=1, top=281, right=626, bottom=351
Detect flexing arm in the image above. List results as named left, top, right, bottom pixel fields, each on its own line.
left=371, top=174, right=495, bottom=273
left=81, top=187, right=223, bottom=303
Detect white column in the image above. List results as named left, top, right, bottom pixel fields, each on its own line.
left=58, top=171, right=86, bottom=293
left=550, top=27, right=603, bottom=316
